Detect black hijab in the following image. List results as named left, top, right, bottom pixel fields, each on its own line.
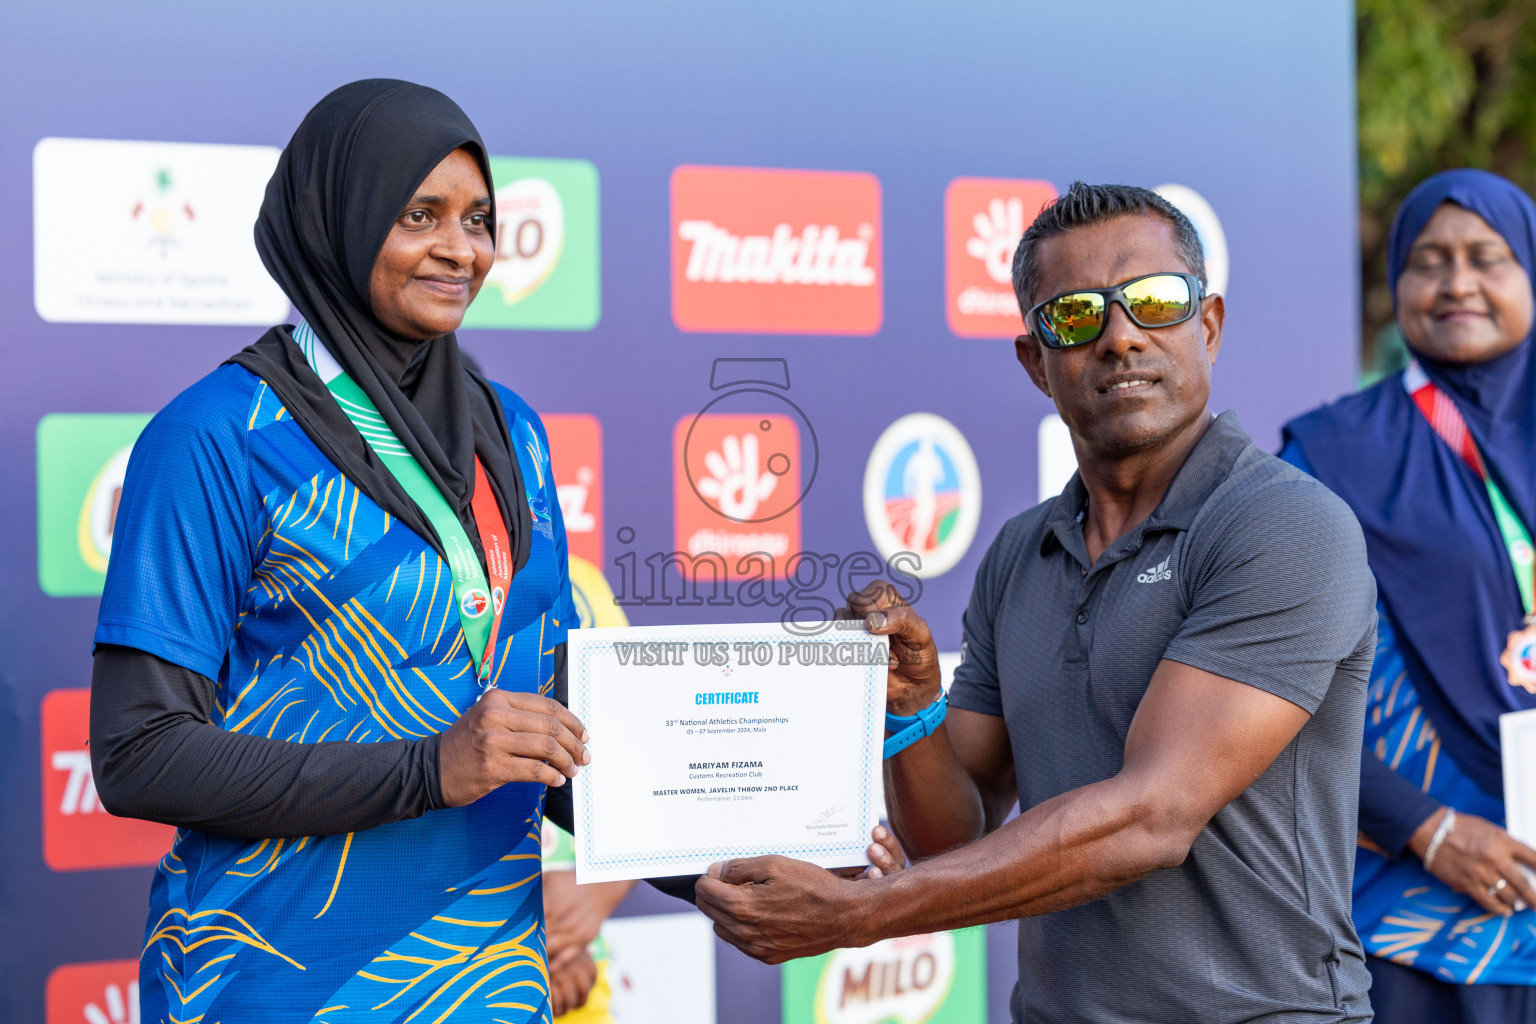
left=231, top=79, right=529, bottom=574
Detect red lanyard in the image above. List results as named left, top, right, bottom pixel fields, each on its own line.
left=469, top=457, right=513, bottom=682
left=1405, top=359, right=1535, bottom=618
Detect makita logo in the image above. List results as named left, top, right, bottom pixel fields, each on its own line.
left=671, top=165, right=882, bottom=334
left=1137, top=557, right=1172, bottom=584
left=677, top=221, right=877, bottom=286
left=41, top=688, right=174, bottom=870
left=51, top=750, right=103, bottom=814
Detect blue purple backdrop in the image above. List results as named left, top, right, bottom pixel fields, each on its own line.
left=0, top=1, right=1357, bottom=1020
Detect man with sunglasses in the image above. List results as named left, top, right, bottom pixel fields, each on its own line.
left=697, top=183, right=1377, bottom=1023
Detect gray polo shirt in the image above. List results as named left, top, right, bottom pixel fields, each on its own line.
left=949, top=411, right=1376, bottom=1024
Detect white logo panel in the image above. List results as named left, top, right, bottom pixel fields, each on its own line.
left=1154, top=183, right=1229, bottom=297
left=34, top=137, right=288, bottom=324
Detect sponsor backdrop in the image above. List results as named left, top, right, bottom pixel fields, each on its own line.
left=1, top=2, right=1355, bottom=1021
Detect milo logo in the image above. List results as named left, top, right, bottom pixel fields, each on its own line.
left=782, top=929, right=985, bottom=1024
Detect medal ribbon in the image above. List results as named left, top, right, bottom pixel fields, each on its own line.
left=295, top=321, right=513, bottom=685
left=1406, top=359, right=1535, bottom=617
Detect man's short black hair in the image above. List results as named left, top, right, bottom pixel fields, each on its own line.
left=1012, top=182, right=1207, bottom=313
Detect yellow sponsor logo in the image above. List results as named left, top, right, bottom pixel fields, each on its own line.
left=75, top=445, right=133, bottom=573
left=570, top=555, right=628, bottom=629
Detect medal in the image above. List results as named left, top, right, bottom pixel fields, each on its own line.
left=1408, top=360, right=1536, bottom=692
left=1503, top=617, right=1536, bottom=694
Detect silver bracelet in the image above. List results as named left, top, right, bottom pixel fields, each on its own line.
left=1423, top=807, right=1457, bottom=869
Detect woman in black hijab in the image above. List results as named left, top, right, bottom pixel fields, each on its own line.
left=90, top=79, right=589, bottom=1023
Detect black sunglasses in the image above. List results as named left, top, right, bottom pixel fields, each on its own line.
left=1026, top=272, right=1205, bottom=349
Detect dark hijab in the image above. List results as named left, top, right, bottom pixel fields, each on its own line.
left=231, top=79, right=529, bottom=574
left=1284, top=169, right=1536, bottom=796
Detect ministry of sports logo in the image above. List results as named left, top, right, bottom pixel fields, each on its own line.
left=863, top=414, right=981, bottom=579
left=1136, top=557, right=1173, bottom=584
left=33, top=137, right=288, bottom=325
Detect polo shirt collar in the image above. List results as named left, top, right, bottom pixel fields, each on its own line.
left=1039, top=411, right=1251, bottom=558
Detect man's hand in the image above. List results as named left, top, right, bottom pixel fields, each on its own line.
left=843, top=582, right=943, bottom=715
left=438, top=690, right=590, bottom=807
left=831, top=825, right=908, bottom=881
left=707, top=659, right=1317, bottom=956
left=547, top=943, right=597, bottom=1017
left=696, top=856, right=866, bottom=964
left=1410, top=808, right=1536, bottom=916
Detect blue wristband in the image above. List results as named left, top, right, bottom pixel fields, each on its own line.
left=883, top=691, right=947, bottom=759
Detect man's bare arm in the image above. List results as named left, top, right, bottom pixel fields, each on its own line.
left=851, top=589, right=1017, bottom=857
left=696, top=658, right=1310, bottom=963
left=883, top=709, right=1015, bottom=857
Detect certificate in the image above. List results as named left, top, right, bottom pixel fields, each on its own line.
left=1502, top=708, right=1536, bottom=843
left=568, top=622, right=888, bottom=883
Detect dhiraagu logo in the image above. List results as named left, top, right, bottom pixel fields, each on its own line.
left=37, top=413, right=152, bottom=597
left=461, top=156, right=601, bottom=331
left=781, top=928, right=986, bottom=1024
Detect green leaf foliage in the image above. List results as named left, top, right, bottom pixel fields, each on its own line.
left=1358, top=0, right=1536, bottom=380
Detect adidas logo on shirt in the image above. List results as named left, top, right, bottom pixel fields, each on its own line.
left=1136, top=557, right=1172, bottom=584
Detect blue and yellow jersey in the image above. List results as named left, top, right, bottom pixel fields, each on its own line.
left=1353, top=607, right=1536, bottom=984
left=96, top=362, right=576, bottom=1023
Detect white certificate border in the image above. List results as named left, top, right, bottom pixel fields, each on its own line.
left=573, top=629, right=884, bottom=875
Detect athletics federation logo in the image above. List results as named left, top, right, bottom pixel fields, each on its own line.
left=461, top=588, right=491, bottom=618
left=1153, top=184, right=1229, bottom=297
left=945, top=178, right=1057, bottom=338
left=1136, top=557, right=1173, bottom=584
left=863, top=414, right=982, bottom=579
left=671, top=165, right=882, bottom=334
